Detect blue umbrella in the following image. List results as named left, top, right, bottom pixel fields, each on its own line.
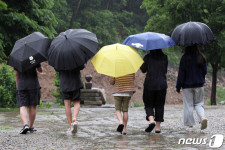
left=122, top=32, right=176, bottom=50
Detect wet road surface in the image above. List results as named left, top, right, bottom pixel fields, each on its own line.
left=0, top=105, right=224, bottom=150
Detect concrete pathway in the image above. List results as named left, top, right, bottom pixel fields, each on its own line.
left=0, top=105, right=224, bottom=150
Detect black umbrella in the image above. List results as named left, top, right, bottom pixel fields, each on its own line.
left=48, top=29, right=98, bottom=70
left=7, top=32, right=51, bottom=72
left=171, top=22, right=215, bottom=46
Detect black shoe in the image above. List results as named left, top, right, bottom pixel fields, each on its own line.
left=122, top=132, right=127, bottom=135
left=155, top=130, right=161, bottom=133
left=28, top=128, right=37, bottom=133
left=117, top=124, right=124, bottom=133
left=20, top=124, right=29, bottom=134
left=145, top=123, right=155, bottom=133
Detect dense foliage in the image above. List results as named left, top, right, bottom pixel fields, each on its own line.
left=0, top=0, right=57, bottom=61
left=141, top=0, right=225, bottom=104
left=0, top=64, right=17, bottom=107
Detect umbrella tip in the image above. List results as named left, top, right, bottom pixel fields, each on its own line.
left=65, top=35, right=68, bottom=39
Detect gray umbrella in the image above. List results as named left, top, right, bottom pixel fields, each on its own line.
left=7, top=32, right=51, bottom=72
left=171, top=22, right=215, bottom=46
left=48, top=29, right=98, bottom=70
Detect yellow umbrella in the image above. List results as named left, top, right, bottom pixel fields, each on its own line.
left=91, top=43, right=143, bottom=77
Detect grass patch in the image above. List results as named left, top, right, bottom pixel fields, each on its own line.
left=133, top=102, right=144, bottom=107
left=0, top=126, right=14, bottom=130
left=206, top=86, right=225, bottom=105
left=57, top=105, right=65, bottom=108
left=38, top=112, right=54, bottom=116
left=0, top=108, right=19, bottom=112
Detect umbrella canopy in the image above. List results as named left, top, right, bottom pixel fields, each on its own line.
left=122, top=32, right=176, bottom=50
left=91, top=43, right=143, bottom=77
left=7, top=32, right=51, bottom=72
left=171, top=21, right=215, bottom=46
left=48, top=29, right=98, bottom=70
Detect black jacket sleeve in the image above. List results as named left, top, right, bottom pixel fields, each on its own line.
left=176, top=56, right=185, bottom=92
left=140, top=55, right=148, bottom=73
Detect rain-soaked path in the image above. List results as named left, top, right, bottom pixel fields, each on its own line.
left=0, top=105, right=224, bottom=150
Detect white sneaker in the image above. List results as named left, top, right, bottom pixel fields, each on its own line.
left=71, top=121, right=78, bottom=134
left=186, top=127, right=194, bottom=132
left=201, top=118, right=207, bottom=130
left=66, top=128, right=72, bottom=135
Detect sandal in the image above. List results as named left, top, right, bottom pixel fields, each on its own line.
left=28, top=128, right=37, bottom=133
left=117, top=124, right=124, bottom=133
left=155, top=130, right=161, bottom=133
left=145, top=123, right=155, bottom=133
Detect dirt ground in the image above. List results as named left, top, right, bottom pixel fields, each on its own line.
left=38, top=61, right=225, bottom=104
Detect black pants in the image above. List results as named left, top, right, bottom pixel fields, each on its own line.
left=143, top=89, right=166, bottom=122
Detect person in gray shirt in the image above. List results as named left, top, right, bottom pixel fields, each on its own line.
left=15, top=64, right=42, bottom=134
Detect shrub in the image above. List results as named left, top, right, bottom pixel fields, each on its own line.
left=51, top=72, right=63, bottom=105
left=0, top=64, right=17, bottom=108
left=216, top=86, right=225, bottom=104
left=45, top=102, right=52, bottom=108
left=37, top=100, right=44, bottom=109
left=205, top=86, right=225, bottom=105
left=205, top=98, right=211, bottom=105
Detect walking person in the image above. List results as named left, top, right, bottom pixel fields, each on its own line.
left=57, top=65, right=84, bottom=135
left=176, top=45, right=207, bottom=131
left=140, top=49, right=168, bottom=133
left=110, top=74, right=136, bottom=135
left=15, top=64, right=42, bottom=134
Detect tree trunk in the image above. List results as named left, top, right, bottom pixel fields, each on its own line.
left=69, top=0, right=82, bottom=29
left=210, top=62, right=218, bottom=105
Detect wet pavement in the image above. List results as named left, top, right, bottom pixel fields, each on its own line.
left=0, top=105, right=224, bottom=150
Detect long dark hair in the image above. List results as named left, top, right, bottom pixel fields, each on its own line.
left=149, top=49, right=165, bottom=58
left=184, top=45, right=206, bottom=67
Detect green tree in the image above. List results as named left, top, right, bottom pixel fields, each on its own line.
left=66, top=0, right=148, bottom=46
left=141, top=0, right=225, bottom=105
left=51, top=0, right=71, bottom=33
left=0, top=0, right=57, bottom=59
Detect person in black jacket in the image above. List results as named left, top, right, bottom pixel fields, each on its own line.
left=57, top=65, right=84, bottom=135
left=176, top=45, right=207, bottom=131
left=140, top=49, right=168, bottom=133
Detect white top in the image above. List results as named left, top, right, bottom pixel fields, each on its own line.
left=112, top=92, right=133, bottom=97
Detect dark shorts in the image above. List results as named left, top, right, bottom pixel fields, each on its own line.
left=62, top=89, right=80, bottom=101
left=17, top=89, right=41, bottom=107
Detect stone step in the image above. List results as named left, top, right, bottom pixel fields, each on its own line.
left=81, top=89, right=100, bottom=93
left=80, top=97, right=102, bottom=101
left=80, top=92, right=100, bottom=97
left=84, top=100, right=102, bottom=105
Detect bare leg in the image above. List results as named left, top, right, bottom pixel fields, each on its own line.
left=72, top=101, right=80, bottom=121
left=64, top=100, right=72, bottom=129
left=20, top=106, right=28, bottom=125
left=148, top=116, right=155, bottom=124
left=155, top=121, right=161, bottom=131
left=29, top=106, right=37, bottom=128
left=116, top=111, right=123, bottom=124
left=122, top=112, right=128, bottom=133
